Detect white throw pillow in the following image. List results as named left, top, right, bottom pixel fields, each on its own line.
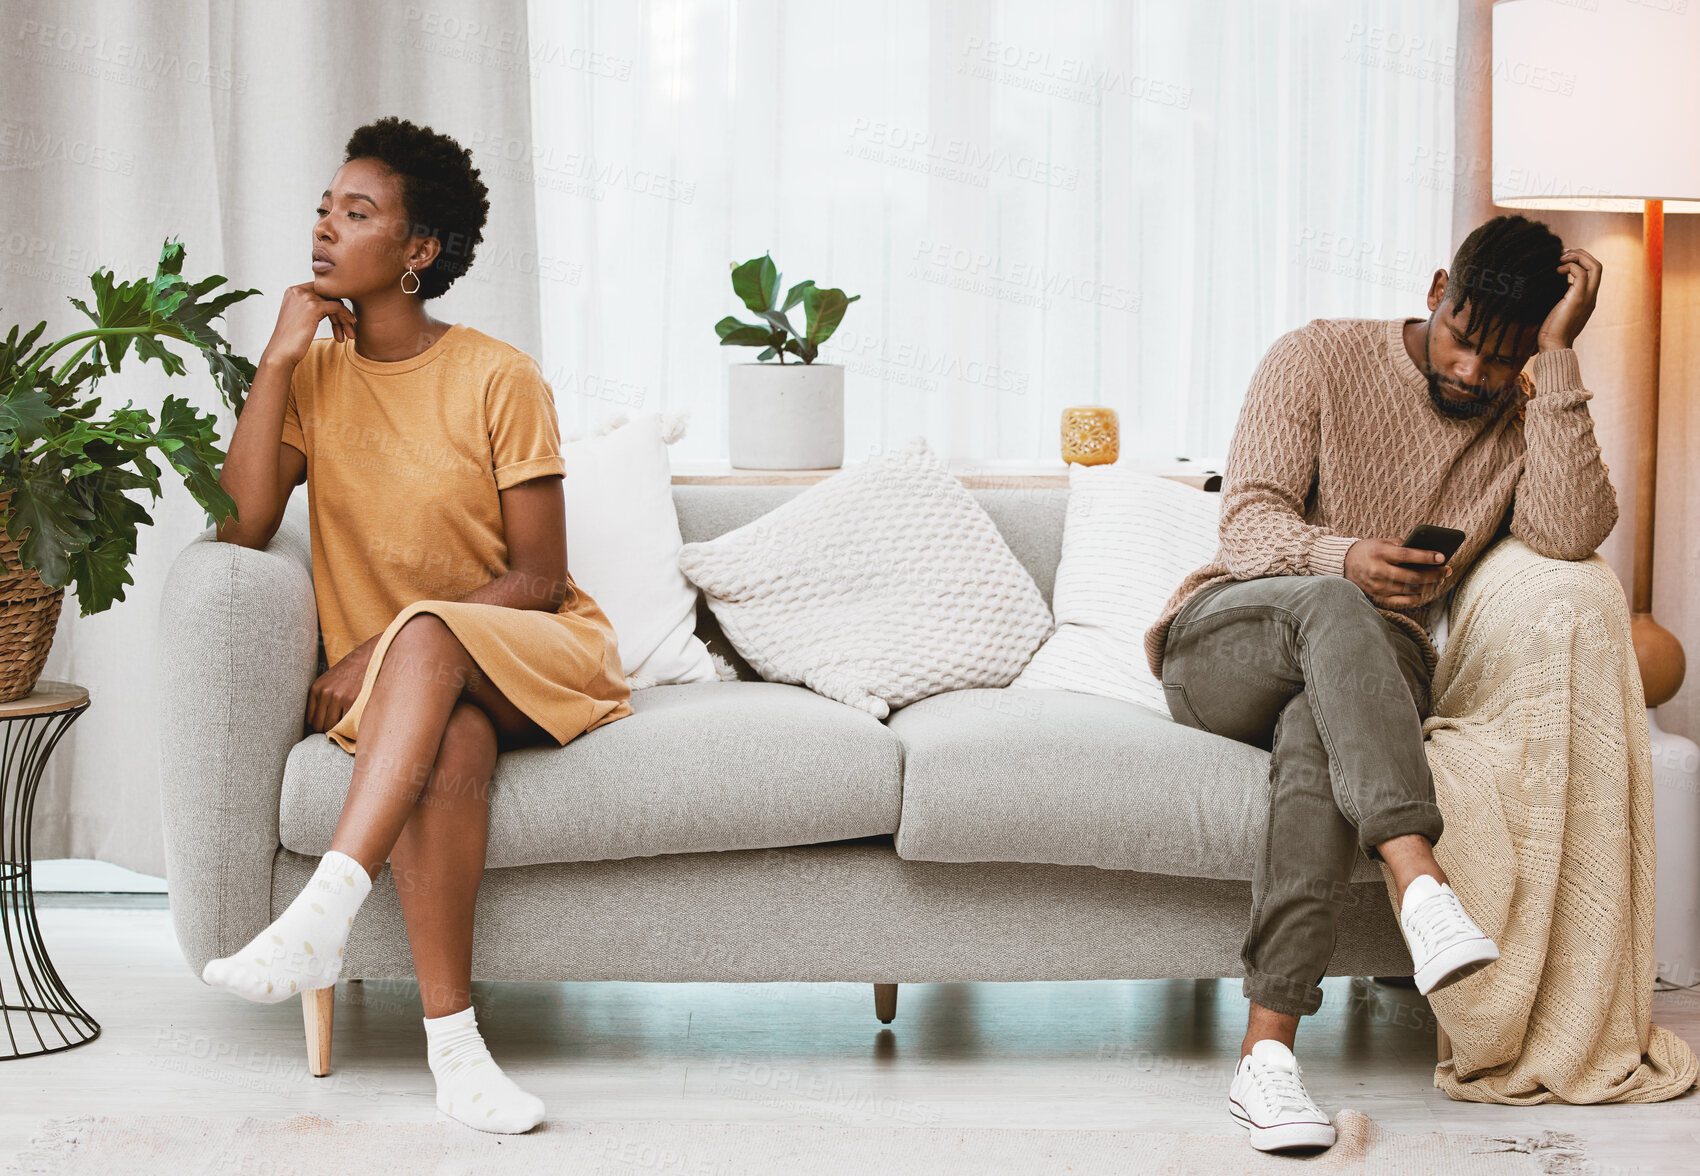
left=676, top=435, right=1055, bottom=719
left=560, top=409, right=721, bottom=690
left=1010, top=464, right=1222, bottom=716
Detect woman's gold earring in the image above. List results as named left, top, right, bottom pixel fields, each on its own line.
left=401, top=265, right=420, bottom=295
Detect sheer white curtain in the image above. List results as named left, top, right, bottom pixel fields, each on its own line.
left=5, top=0, right=1457, bottom=876
left=525, top=0, right=1457, bottom=467
left=3, top=0, right=540, bottom=874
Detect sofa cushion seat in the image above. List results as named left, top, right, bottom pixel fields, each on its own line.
left=278, top=681, right=905, bottom=868
left=887, top=687, right=1380, bottom=884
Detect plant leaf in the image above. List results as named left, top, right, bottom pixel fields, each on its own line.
left=0, top=384, right=57, bottom=450
left=0, top=238, right=257, bottom=612
left=715, top=316, right=776, bottom=347
left=0, top=320, right=50, bottom=392
left=67, top=532, right=138, bottom=616
left=803, top=287, right=860, bottom=348
left=152, top=395, right=235, bottom=523
left=64, top=236, right=258, bottom=412
left=4, top=469, right=95, bottom=588
left=133, top=333, right=188, bottom=378
left=730, top=253, right=779, bottom=314
left=203, top=348, right=257, bottom=415
left=754, top=308, right=800, bottom=340
left=781, top=280, right=816, bottom=313
left=64, top=479, right=151, bottom=615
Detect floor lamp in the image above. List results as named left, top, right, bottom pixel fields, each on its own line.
left=1493, top=0, right=1699, bottom=983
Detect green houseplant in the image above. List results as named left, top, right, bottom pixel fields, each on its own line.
left=713, top=252, right=859, bottom=363
left=714, top=252, right=859, bottom=470
left=0, top=236, right=256, bottom=701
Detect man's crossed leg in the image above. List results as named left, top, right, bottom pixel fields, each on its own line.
left=1161, top=575, right=1499, bottom=1152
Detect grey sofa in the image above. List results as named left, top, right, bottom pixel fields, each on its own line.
left=158, top=483, right=1414, bottom=1076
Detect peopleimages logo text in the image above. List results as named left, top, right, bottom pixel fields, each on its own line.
left=847, top=118, right=1079, bottom=190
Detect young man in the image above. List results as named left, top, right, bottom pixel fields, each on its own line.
left=1143, top=214, right=1617, bottom=1153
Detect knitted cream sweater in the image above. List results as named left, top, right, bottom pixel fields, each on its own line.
left=1143, top=317, right=1618, bottom=680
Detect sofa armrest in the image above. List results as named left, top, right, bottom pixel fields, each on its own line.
left=1439, top=534, right=1634, bottom=708
left=156, top=503, right=319, bottom=974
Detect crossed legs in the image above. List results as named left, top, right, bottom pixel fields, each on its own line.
left=329, top=611, right=551, bottom=1017
left=1159, top=575, right=1446, bottom=1051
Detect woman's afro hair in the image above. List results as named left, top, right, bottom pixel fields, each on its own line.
left=343, top=116, right=490, bottom=300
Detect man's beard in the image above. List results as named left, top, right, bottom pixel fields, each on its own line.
left=1426, top=373, right=1511, bottom=419
left=1423, top=325, right=1514, bottom=420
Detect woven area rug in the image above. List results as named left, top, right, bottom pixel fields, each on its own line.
left=5, top=1108, right=1587, bottom=1175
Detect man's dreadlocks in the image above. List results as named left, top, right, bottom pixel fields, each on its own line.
left=1442, top=214, right=1569, bottom=359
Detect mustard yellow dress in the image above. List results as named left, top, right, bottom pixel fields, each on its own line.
left=279, top=322, right=634, bottom=754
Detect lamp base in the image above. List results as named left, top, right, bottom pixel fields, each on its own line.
left=1651, top=708, right=1700, bottom=989
left=1632, top=612, right=1686, bottom=708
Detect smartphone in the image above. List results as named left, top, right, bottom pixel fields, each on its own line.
left=1400, top=524, right=1466, bottom=565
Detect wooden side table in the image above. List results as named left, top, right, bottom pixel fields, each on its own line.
left=0, top=680, right=93, bottom=1060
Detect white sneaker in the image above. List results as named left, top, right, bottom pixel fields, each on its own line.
left=1228, top=1039, right=1336, bottom=1152
left=1398, top=874, right=1500, bottom=995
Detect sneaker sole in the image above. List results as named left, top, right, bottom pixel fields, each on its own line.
left=1229, top=1099, right=1336, bottom=1152
left=1413, top=936, right=1500, bottom=995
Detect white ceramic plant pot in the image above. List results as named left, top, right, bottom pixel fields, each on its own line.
left=727, top=362, right=844, bottom=470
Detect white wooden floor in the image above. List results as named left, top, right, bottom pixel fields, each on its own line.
left=7, top=898, right=1700, bottom=1172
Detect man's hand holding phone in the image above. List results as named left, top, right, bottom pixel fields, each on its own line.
left=1342, top=524, right=1464, bottom=609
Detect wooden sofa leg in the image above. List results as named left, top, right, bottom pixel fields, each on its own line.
left=304, top=986, right=335, bottom=1077
left=873, top=983, right=898, bottom=1024
left=1437, top=1023, right=1452, bottom=1063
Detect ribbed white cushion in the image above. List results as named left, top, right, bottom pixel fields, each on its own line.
left=676, top=436, right=1055, bottom=719
left=1011, top=465, right=1222, bottom=716
left=561, top=410, right=719, bottom=689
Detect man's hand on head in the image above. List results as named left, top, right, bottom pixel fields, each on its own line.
left=1341, top=539, right=1453, bottom=609
left=1537, top=247, right=1602, bottom=353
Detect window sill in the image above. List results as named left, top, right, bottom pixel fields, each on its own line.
left=669, top=457, right=1222, bottom=489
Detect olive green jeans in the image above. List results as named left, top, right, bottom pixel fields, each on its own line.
left=1160, top=575, right=1444, bottom=1017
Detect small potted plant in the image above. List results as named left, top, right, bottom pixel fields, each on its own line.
left=714, top=252, right=859, bottom=470
left=0, top=237, right=255, bottom=701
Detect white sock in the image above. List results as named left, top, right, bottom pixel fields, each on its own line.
left=425, top=1004, right=546, bottom=1134
left=201, top=850, right=372, bottom=1003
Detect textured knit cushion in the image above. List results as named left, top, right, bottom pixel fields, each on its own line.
left=1010, top=465, right=1221, bottom=715
left=676, top=435, right=1055, bottom=718
left=560, top=411, right=719, bottom=689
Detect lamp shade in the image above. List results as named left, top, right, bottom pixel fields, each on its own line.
left=1493, top=0, right=1700, bottom=212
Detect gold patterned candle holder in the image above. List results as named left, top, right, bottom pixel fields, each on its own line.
left=1061, top=405, right=1119, bottom=465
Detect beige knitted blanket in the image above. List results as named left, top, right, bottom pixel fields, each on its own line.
left=1380, top=537, right=1697, bottom=1103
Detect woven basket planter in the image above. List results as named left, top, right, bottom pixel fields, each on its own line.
left=0, top=489, right=66, bottom=703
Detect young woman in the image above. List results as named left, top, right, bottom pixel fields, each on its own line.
left=202, top=116, right=634, bottom=1135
